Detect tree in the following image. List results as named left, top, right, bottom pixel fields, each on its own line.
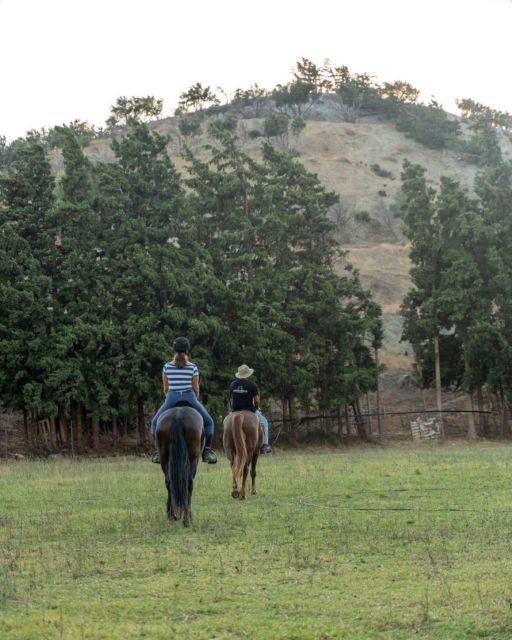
left=0, top=141, right=57, bottom=440
left=232, top=84, right=269, bottom=116
left=106, top=96, right=163, bottom=128
left=176, top=83, right=220, bottom=114
left=462, top=120, right=503, bottom=167
left=395, top=103, right=460, bottom=149
left=178, top=116, right=202, bottom=142
left=401, top=161, right=496, bottom=436
left=272, top=81, right=315, bottom=118
left=400, top=161, right=447, bottom=432
left=263, top=113, right=289, bottom=148
left=380, top=81, right=420, bottom=104
left=47, top=121, right=99, bottom=149
left=95, top=122, right=207, bottom=442
left=184, top=131, right=382, bottom=430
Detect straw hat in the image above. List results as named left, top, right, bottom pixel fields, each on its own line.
left=235, top=364, right=254, bottom=378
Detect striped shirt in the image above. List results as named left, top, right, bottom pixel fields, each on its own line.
left=163, top=362, right=199, bottom=392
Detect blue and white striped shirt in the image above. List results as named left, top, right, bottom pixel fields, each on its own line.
left=163, top=362, right=199, bottom=392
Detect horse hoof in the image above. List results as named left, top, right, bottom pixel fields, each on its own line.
left=251, top=490, right=257, bottom=495
left=183, top=519, right=190, bottom=528
left=231, top=489, right=240, bottom=499
left=240, top=495, right=246, bottom=501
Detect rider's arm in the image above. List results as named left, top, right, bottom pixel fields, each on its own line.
left=254, top=394, right=260, bottom=409
left=162, top=372, right=169, bottom=394
left=192, top=375, right=200, bottom=398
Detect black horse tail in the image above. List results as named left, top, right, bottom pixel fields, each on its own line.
left=232, top=412, right=247, bottom=483
left=168, top=416, right=190, bottom=518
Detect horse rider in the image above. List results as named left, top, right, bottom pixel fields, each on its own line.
left=150, top=337, right=217, bottom=464
left=229, top=364, right=272, bottom=454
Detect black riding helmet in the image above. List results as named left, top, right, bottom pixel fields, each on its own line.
left=173, top=336, right=190, bottom=353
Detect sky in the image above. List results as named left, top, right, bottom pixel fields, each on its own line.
left=0, top=0, right=511, bottom=141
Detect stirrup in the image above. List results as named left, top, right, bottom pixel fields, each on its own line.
left=152, top=451, right=160, bottom=464
left=202, top=447, right=217, bottom=464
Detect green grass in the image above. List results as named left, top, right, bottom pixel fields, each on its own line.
left=2, top=443, right=512, bottom=639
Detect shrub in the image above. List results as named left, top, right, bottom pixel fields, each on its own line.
left=370, top=164, right=394, bottom=179
left=178, top=117, right=201, bottom=139
left=395, top=103, right=460, bottom=150
left=353, top=209, right=371, bottom=223
left=263, top=113, right=289, bottom=138
left=208, top=115, right=238, bottom=136
left=248, top=129, right=263, bottom=139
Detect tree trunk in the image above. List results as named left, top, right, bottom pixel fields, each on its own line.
left=351, top=399, right=368, bottom=441
left=30, top=410, right=37, bottom=447
left=49, top=416, right=58, bottom=450
left=337, top=406, right=343, bottom=441
left=375, top=347, right=383, bottom=439
left=23, top=408, right=30, bottom=447
left=112, top=415, right=118, bottom=444
left=137, top=399, right=147, bottom=445
left=476, top=387, right=486, bottom=437
left=344, top=405, right=351, bottom=436
left=466, top=394, right=477, bottom=439
left=365, top=393, right=372, bottom=435
left=287, top=398, right=297, bottom=442
left=73, top=401, right=83, bottom=454
left=91, top=417, right=100, bottom=451
left=500, top=391, right=509, bottom=437
left=282, top=399, right=289, bottom=432
left=433, top=333, right=444, bottom=436
left=58, top=403, right=68, bottom=448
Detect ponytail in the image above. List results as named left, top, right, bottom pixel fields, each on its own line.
left=173, top=352, right=189, bottom=368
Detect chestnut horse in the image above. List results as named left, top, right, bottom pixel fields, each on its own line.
left=223, top=411, right=263, bottom=500
left=156, top=403, right=204, bottom=526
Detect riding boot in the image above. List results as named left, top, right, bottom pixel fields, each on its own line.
left=202, top=433, right=217, bottom=464
left=151, top=435, right=160, bottom=464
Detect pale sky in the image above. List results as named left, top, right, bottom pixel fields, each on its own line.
left=0, top=0, right=510, bottom=141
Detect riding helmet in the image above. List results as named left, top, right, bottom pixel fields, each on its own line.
left=173, top=336, right=190, bottom=353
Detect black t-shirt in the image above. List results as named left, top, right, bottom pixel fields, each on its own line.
left=230, top=378, right=258, bottom=412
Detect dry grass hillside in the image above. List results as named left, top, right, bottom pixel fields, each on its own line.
left=51, top=116, right=512, bottom=376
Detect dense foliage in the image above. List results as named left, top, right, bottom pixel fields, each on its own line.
left=0, top=120, right=382, bottom=447
left=400, top=131, right=512, bottom=433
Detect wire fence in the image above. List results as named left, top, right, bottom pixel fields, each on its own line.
left=0, top=405, right=509, bottom=459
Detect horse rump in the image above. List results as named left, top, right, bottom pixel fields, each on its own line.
left=156, top=406, right=203, bottom=525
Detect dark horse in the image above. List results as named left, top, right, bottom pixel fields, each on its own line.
left=156, top=403, right=204, bottom=526
left=223, top=411, right=263, bottom=500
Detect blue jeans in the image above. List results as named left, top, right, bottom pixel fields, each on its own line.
left=150, top=389, right=214, bottom=439
left=255, top=410, right=269, bottom=446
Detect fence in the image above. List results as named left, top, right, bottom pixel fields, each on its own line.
left=0, top=406, right=508, bottom=458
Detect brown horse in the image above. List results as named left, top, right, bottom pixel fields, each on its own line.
left=156, top=403, right=204, bottom=526
left=223, top=411, right=263, bottom=500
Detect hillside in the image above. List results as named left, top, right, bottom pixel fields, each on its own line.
left=50, top=114, right=512, bottom=377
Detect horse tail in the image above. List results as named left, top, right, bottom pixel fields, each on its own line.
left=232, top=412, right=247, bottom=483
left=168, top=415, right=190, bottom=518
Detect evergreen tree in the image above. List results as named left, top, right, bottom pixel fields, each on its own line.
left=0, top=141, right=56, bottom=436
left=185, top=132, right=382, bottom=427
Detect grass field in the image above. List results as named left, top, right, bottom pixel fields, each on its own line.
left=2, top=443, right=512, bottom=639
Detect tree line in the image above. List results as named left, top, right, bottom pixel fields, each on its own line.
left=5, top=57, right=510, bottom=168
left=400, top=111, right=512, bottom=436
left=0, top=118, right=382, bottom=450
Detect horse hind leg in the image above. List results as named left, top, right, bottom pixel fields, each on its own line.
left=228, top=450, right=240, bottom=499
left=250, top=452, right=259, bottom=495
left=240, top=463, right=249, bottom=500
left=165, top=478, right=178, bottom=520
left=183, top=466, right=195, bottom=527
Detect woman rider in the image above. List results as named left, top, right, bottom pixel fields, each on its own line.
left=150, top=337, right=217, bottom=464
